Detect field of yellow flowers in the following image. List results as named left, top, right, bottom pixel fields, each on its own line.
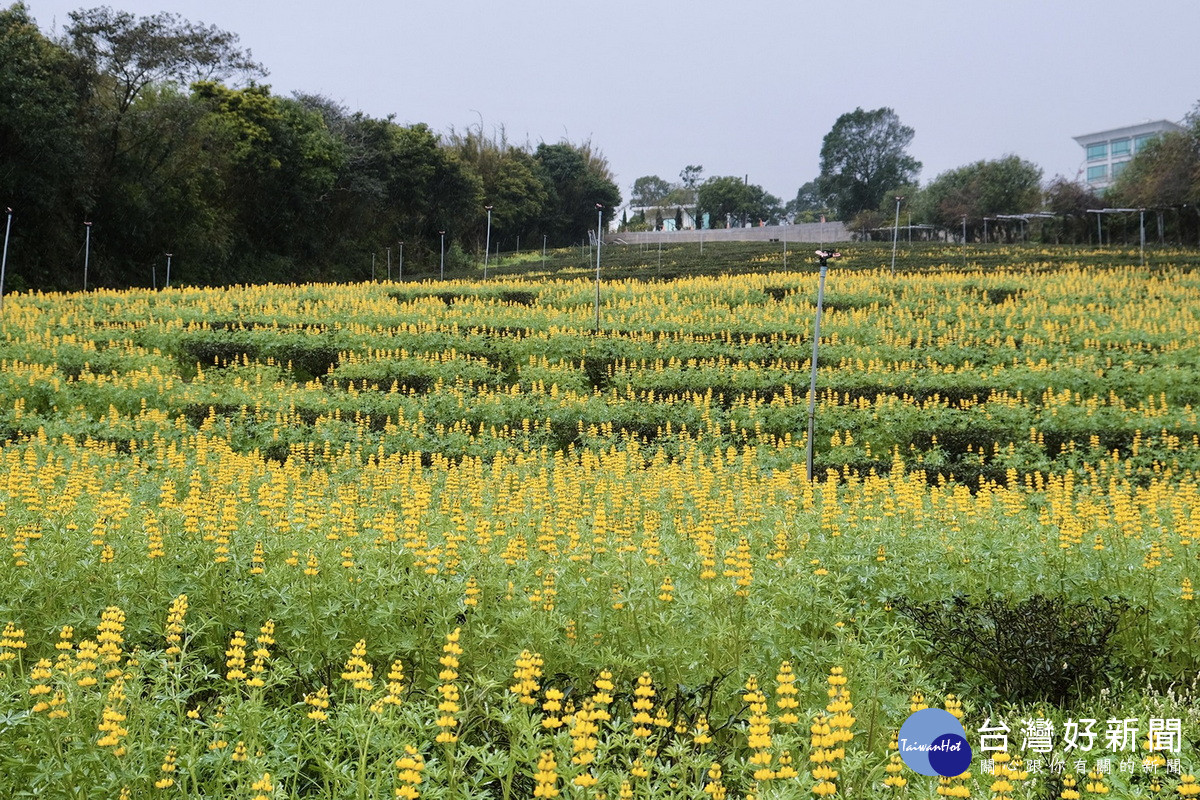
left=1, top=248, right=1199, bottom=798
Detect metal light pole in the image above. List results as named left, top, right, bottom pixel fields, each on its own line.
left=0, top=207, right=12, bottom=313
left=542, top=235, right=547, bottom=270
left=961, top=216, right=967, bottom=267
left=165, top=252, right=172, bottom=288
left=594, top=204, right=603, bottom=331
left=890, top=196, right=904, bottom=275
left=439, top=231, right=446, bottom=280
left=1139, top=208, right=1146, bottom=266
left=83, top=221, right=92, bottom=291
left=386, top=246, right=391, bottom=281
left=806, top=249, right=841, bottom=481
left=484, top=205, right=493, bottom=279
left=783, top=221, right=788, bottom=270
left=398, top=242, right=404, bottom=281
left=1088, top=208, right=1142, bottom=257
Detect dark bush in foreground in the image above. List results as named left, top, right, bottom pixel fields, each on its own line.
left=892, top=594, right=1127, bottom=706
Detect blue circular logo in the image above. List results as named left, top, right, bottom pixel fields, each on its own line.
left=897, top=708, right=973, bottom=777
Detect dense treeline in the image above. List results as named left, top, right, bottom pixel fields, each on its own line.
left=0, top=3, right=621, bottom=290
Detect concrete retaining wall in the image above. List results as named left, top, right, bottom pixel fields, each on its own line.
left=605, top=221, right=848, bottom=245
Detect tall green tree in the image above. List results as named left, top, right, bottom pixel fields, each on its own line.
left=62, top=5, right=264, bottom=284
left=295, top=96, right=401, bottom=266
left=679, top=165, right=703, bottom=192
left=915, top=156, right=1042, bottom=240
left=193, top=82, right=343, bottom=281
left=817, top=107, right=921, bottom=219
left=445, top=126, right=547, bottom=251
left=1043, top=177, right=1104, bottom=244
left=534, top=141, right=620, bottom=244
left=629, top=175, right=672, bottom=208
left=1107, top=111, right=1200, bottom=245
left=0, top=3, right=88, bottom=287
left=402, top=127, right=483, bottom=266
left=696, top=176, right=780, bottom=227
left=784, top=180, right=827, bottom=222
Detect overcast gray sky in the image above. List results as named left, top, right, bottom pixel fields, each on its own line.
left=22, top=0, right=1200, bottom=206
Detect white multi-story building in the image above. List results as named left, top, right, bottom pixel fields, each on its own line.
left=1073, top=120, right=1184, bottom=191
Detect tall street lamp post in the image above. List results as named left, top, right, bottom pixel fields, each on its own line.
left=594, top=204, right=603, bottom=331
left=783, top=221, right=788, bottom=270
left=439, top=231, right=446, bottom=280
left=83, top=221, right=92, bottom=291
left=0, top=208, right=12, bottom=313
left=890, top=196, right=904, bottom=275
left=484, top=206, right=493, bottom=279
left=806, top=249, right=841, bottom=481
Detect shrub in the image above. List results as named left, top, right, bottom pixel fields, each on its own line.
left=892, top=593, right=1127, bottom=706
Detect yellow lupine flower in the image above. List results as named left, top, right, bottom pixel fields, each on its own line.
left=340, top=639, right=374, bottom=691
left=305, top=685, right=330, bottom=722
left=533, top=750, right=559, bottom=798
left=155, top=748, right=177, bottom=788
left=395, top=746, right=424, bottom=799
left=251, top=772, right=274, bottom=800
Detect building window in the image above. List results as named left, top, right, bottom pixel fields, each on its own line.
left=1111, top=161, right=1129, bottom=179
left=1086, top=142, right=1107, bottom=161
left=1134, top=134, right=1156, bottom=152
left=1111, top=138, right=1131, bottom=157
left=1087, top=164, right=1108, bottom=182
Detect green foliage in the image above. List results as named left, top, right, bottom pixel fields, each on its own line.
left=0, top=8, right=621, bottom=290
left=630, top=175, right=672, bottom=208
left=892, top=595, right=1127, bottom=706
left=696, top=176, right=781, bottom=228
left=1108, top=126, right=1200, bottom=247
left=784, top=180, right=827, bottom=222
left=915, top=156, right=1043, bottom=239
left=1042, top=177, right=1104, bottom=244
left=817, top=107, right=921, bottom=219
left=65, top=5, right=263, bottom=110
left=0, top=3, right=89, bottom=285
left=534, top=141, right=622, bottom=244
